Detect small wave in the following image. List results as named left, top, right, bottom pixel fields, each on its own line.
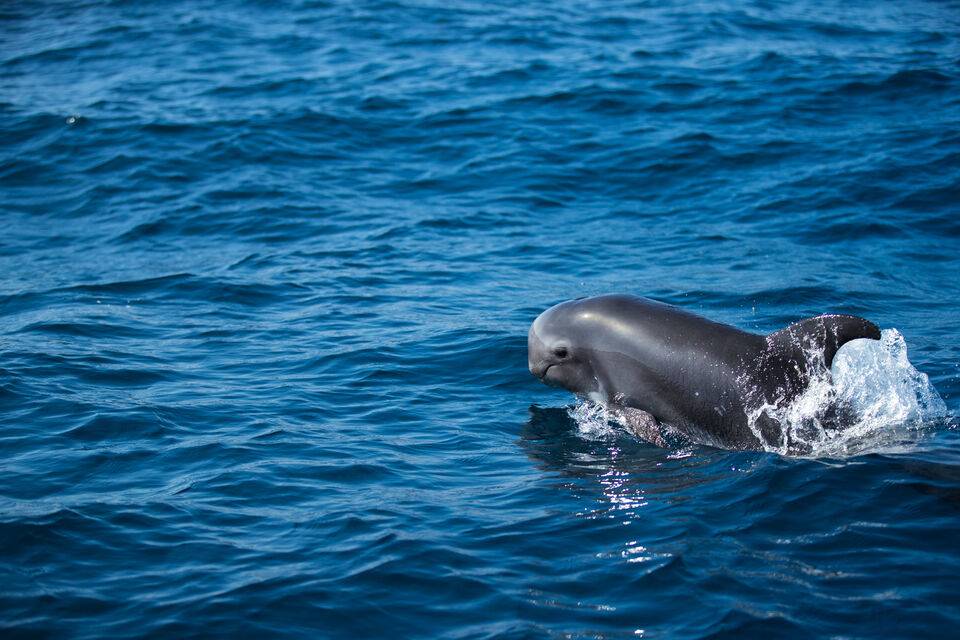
left=832, top=69, right=953, bottom=98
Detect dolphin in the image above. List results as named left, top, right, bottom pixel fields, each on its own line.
left=527, top=294, right=881, bottom=450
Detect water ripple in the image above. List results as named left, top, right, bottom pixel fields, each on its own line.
left=2, top=0, right=960, bottom=637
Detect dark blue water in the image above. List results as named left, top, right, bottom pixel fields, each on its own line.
left=3, top=1, right=960, bottom=637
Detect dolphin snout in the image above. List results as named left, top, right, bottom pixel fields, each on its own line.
left=527, top=321, right=550, bottom=379
left=529, top=360, right=551, bottom=380
left=528, top=350, right=549, bottom=379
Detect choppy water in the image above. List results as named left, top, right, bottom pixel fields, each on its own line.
left=2, top=1, right=960, bottom=637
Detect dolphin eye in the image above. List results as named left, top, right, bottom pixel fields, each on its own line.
left=554, top=346, right=569, bottom=359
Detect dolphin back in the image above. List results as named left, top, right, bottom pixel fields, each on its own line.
left=767, top=314, right=881, bottom=370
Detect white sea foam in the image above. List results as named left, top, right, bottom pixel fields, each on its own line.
left=569, top=329, right=948, bottom=457
left=749, top=328, right=948, bottom=456
left=785, top=328, right=947, bottom=457
left=568, top=400, right=619, bottom=439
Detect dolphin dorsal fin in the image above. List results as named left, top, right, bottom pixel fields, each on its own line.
left=768, top=314, right=881, bottom=369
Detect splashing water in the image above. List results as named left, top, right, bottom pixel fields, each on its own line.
left=753, top=328, right=949, bottom=457
left=570, top=329, right=948, bottom=457
left=568, top=401, right=620, bottom=440
left=798, top=328, right=948, bottom=456
left=835, top=330, right=947, bottom=422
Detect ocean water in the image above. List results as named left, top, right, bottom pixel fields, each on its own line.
left=2, top=0, right=960, bottom=637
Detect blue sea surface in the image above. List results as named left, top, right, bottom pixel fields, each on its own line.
left=2, top=1, right=960, bottom=637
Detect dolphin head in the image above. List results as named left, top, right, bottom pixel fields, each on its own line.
left=527, top=298, right=604, bottom=399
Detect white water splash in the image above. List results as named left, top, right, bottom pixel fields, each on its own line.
left=569, top=329, right=949, bottom=458
left=834, top=329, right=946, bottom=426
left=799, top=328, right=946, bottom=456
left=748, top=329, right=948, bottom=456
left=568, top=401, right=690, bottom=448
left=568, top=401, right=619, bottom=440
left=744, top=329, right=950, bottom=456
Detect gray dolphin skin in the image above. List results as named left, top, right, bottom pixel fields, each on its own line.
left=527, top=294, right=881, bottom=450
